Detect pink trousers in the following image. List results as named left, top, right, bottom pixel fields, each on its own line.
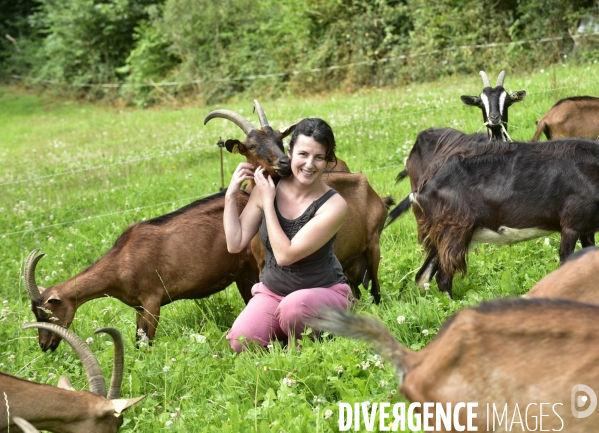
left=227, top=282, right=354, bottom=353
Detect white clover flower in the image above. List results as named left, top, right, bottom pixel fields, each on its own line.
left=170, top=358, right=176, bottom=363
left=190, top=333, right=206, bottom=344
left=44, top=276, right=50, bottom=281
left=282, top=377, right=297, bottom=387
left=380, top=380, right=388, bottom=387
left=165, top=420, right=173, bottom=427
left=361, top=361, right=370, bottom=370
left=334, top=365, right=344, bottom=374
left=324, top=409, right=333, bottom=419
left=544, top=238, right=550, bottom=246
left=2, top=300, right=7, bottom=306
left=422, top=329, right=429, bottom=337
left=423, top=282, right=430, bottom=291
left=139, top=341, right=147, bottom=348
left=85, top=337, right=94, bottom=345
left=163, top=366, right=170, bottom=373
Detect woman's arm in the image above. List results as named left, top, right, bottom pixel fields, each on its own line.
left=223, top=163, right=263, bottom=253
left=254, top=167, right=348, bottom=266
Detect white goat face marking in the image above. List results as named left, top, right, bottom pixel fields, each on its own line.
left=499, top=91, right=507, bottom=116
left=480, top=93, right=490, bottom=119
left=472, top=226, right=554, bottom=245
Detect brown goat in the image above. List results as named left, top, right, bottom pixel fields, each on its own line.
left=251, top=172, right=393, bottom=304
left=1, top=323, right=144, bottom=433
left=26, top=100, right=297, bottom=351
left=205, top=104, right=392, bottom=303
left=525, top=246, right=599, bottom=305
left=313, top=298, right=599, bottom=432
left=24, top=190, right=258, bottom=351
left=532, top=96, right=599, bottom=141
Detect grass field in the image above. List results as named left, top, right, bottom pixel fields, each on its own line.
left=1, top=62, right=599, bottom=432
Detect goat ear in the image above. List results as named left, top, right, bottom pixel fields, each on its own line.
left=57, top=375, right=75, bottom=391
left=279, top=122, right=298, bottom=139
left=46, top=293, right=61, bottom=303
left=38, top=286, right=47, bottom=294
left=110, top=396, right=146, bottom=416
left=509, top=90, right=526, bottom=104
left=225, top=139, right=242, bottom=154
left=460, top=95, right=481, bottom=107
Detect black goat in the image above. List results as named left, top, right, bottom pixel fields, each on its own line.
left=396, top=70, right=524, bottom=184
left=390, top=136, right=599, bottom=298
left=461, top=70, right=526, bottom=141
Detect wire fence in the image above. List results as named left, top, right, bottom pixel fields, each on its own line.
left=3, top=62, right=599, bottom=238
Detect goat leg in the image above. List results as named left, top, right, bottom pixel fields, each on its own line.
left=580, top=232, right=595, bottom=248
left=135, top=297, right=161, bottom=341
left=559, top=228, right=581, bottom=264
left=435, top=268, right=454, bottom=299
left=415, top=249, right=439, bottom=287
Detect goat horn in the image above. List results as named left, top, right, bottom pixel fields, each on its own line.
left=253, top=100, right=270, bottom=128
left=13, top=417, right=40, bottom=433
left=22, top=322, right=107, bottom=397
left=94, top=327, right=124, bottom=400
left=496, top=70, right=506, bottom=87
left=204, top=109, right=255, bottom=135
left=24, top=249, right=44, bottom=304
left=479, top=70, right=491, bottom=88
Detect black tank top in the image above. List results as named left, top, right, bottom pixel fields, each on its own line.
left=259, top=188, right=347, bottom=296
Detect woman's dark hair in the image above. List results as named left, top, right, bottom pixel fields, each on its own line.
left=288, top=118, right=338, bottom=165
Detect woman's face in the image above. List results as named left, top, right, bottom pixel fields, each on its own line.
left=289, top=134, right=328, bottom=185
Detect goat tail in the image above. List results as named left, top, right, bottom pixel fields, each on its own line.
left=381, top=195, right=395, bottom=210
left=386, top=193, right=414, bottom=226
left=309, top=308, right=412, bottom=376
left=396, top=168, right=408, bottom=183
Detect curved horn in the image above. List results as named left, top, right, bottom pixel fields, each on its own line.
left=496, top=70, right=506, bottom=87
left=204, top=109, right=255, bottom=135
left=479, top=70, right=491, bottom=88
left=24, top=249, right=44, bottom=304
left=22, top=322, right=107, bottom=397
left=253, top=100, right=269, bottom=128
left=13, top=417, right=40, bottom=433
left=94, top=327, right=124, bottom=400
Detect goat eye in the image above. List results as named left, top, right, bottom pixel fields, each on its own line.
left=248, top=145, right=256, bottom=151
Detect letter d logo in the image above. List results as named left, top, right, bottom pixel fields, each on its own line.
left=571, top=384, right=597, bottom=419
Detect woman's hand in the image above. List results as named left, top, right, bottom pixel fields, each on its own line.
left=227, top=162, right=255, bottom=193
left=253, top=166, right=276, bottom=205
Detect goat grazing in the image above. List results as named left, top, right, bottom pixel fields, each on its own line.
left=1, top=323, right=144, bottom=433
left=389, top=136, right=599, bottom=298
left=24, top=189, right=258, bottom=350
left=312, top=298, right=599, bottom=432
left=250, top=172, right=393, bottom=304
left=461, top=70, right=526, bottom=141
left=532, top=96, right=599, bottom=141
left=525, top=246, right=599, bottom=305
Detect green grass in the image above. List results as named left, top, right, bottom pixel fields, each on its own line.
left=1, top=62, right=599, bottom=432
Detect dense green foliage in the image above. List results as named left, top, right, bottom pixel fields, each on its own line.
left=1, top=0, right=598, bottom=104
left=1, top=64, right=599, bottom=431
